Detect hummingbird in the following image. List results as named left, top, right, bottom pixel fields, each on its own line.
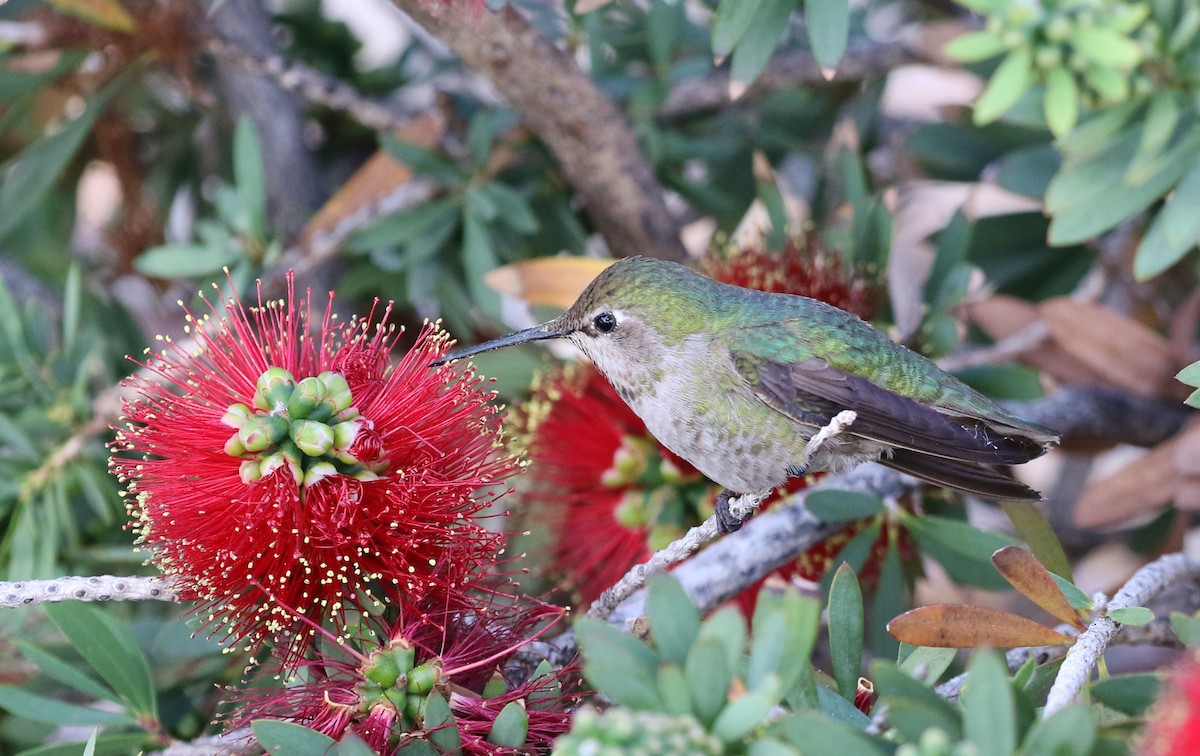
left=434, top=256, right=1058, bottom=532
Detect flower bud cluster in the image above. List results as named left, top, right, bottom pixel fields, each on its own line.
left=222, top=367, right=384, bottom=487
left=552, top=709, right=723, bottom=755
left=357, top=642, right=445, bottom=731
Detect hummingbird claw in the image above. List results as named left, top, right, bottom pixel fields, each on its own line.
left=715, top=489, right=749, bottom=533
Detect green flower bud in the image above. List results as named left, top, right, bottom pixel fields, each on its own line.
left=221, top=402, right=254, bottom=429
left=321, top=371, right=354, bottom=413
left=364, top=650, right=401, bottom=688
left=255, top=367, right=296, bottom=411
left=1045, top=15, right=1072, bottom=42
left=224, top=432, right=247, bottom=457
left=1034, top=44, right=1062, bottom=69
left=291, top=419, right=334, bottom=457
left=239, top=459, right=263, bottom=485
left=302, top=460, right=338, bottom=488
left=393, top=644, right=416, bottom=676
left=613, top=492, right=650, bottom=528
left=259, top=452, right=303, bottom=485
left=333, top=419, right=363, bottom=464
left=382, top=687, right=407, bottom=712
left=407, top=660, right=441, bottom=695
left=404, top=692, right=425, bottom=723
left=287, top=376, right=327, bottom=419
left=358, top=682, right=383, bottom=710
left=238, top=417, right=274, bottom=453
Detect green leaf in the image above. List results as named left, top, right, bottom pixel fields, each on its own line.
left=657, top=664, right=693, bottom=715
left=729, top=0, right=793, bottom=87
left=425, top=692, right=462, bottom=751
left=1000, top=501, right=1072, bottom=579
left=750, top=587, right=820, bottom=698
left=0, top=72, right=129, bottom=242
left=898, top=645, right=957, bottom=686
left=646, top=573, right=701, bottom=666
left=713, top=676, right=782, bottom=742
left=696, top=606, right=747, bottom=678
left=712, top=0, right=766, bottom=56
left=253, top=720, right=337, bottom=754
left=461, top=212, right=501, bottom=319
left=1020, top=704, right=1095, bottom=756
left=770, top=710, right=887, bottom=753
left=233, top=116, right=266, bottom=238
left=1049, top=573, right=1093, bottom=611
left=1138, top=93, right=1183, bottom=162
left=1179, top=361, right=1200, bottom=387
left=804, top=490, right=884, bottom=524
left=1070, top=26, right=1143, bottom=69
left=1135, top=157, right=1200, bottom=280
left=960, top=650, right=1016, bottom=756
left=13, top=640, right=115, bottom=703
left=44, top=602, right=157, bottom=718
left=1091, top=673, right=1160, bottom=715
left=478, top=182, right=539, bottom=235
left=347, top=198, right=459, bottom=253
left=686, top=638, right=733, bottom=726
left=973, top=47, right=1033, bottom=125
left=828, top=563, right=863, bottom=701
left=905, top=515, right=1016, bottom=590
left=816, top=684, right=871, bottom=726
left=1109, top=606, right=1154, bottom=626
left=485, top=701, right=529, bottom=747
left=1043, top=66, right=1079, bottom=138
left=805, top=0, right=849, bottom=70
left=1171, top=610, right=1200, bottom=645
left=869, top=540, right=907, bottom=660
left=1058, top=99, right=1142, bottom=160
left=871, top=661, right=962, bottom=741
left=943, top=30, right=1007, bottom=62
left=748, top=739, right=803, bottom=756
left=1188, top=388, right=1200, bottom=410
left=332, top=732, right=379, bottom=756
left=648, top=0, right=685, bottom=72
left=135, top=244, right=241, bottom=280
left=0, top=685, right=132, bottom=726
left=379, top=133, right=463, bottom=184
left=576, top=618, right=663, bottom=711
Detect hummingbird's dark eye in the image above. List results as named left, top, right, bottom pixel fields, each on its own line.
left=593, top=312, right=617, bottom=333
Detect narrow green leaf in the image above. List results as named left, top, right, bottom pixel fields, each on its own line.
left=748, top=739, right=803, bottom=756
left=897, top=646, right=957, bottom=685
left=62, top=264, right=81, bottom=354
left=1049, top=573, right=1093, bottom=611
left=0, top=685, right=132, bottom=726
left=1109, top=606, right=1154, bottom=626
left=331, top=732, right=378, bottom=756
left=960, top=650, right=1016, bottom=756
left=815, top=684, right=871, bottom=726
left=869, top=539, right=906, bottom=660
left=1043, top=66, right=1079, bottom=138
left=233, top=116, right=266, bottom=238
left=1020, top=704, right=1094, bottom=756
left=805, top=0, right=849, bottom=70
left=1000, top=501, right=1072, bottom=579
left=424, top=692, right=462, bottom=750
left=485, top=701, right=528, bottom=747
left=696, top=606, right=747, bottom=676
left=135, top=244, right=240, bottom=280
left=1091, top=673, right=1160, bottom=715
left=871, top=661, right=962, bottom=740
left=729, top=0, right=793, bottom=87
left=770, top=710, right=887, bottom=753
left=713, top=677, right=782, bottom=742
left=943, top=30, right=1007, bottom=62
left=646, top=573, right=701, bottom=666
left=1179, top=361, right=1200, bottom=387
left=13, top=640, right=115, bottom=703
left=1135, top=157, right=1200, bottom=280
left=1171, top=610, right=1200, bottom=645
left=252, top=720, right=337, bottom=754
left=751, top=587, right=819, bottom=698
left=686, top=638, right=732, bottom=726
left=379, top=133, right=463, bottom=183
left=828, top=563, right=864, bottom=701
left=657, top=664, right=693, bottom=715
left=1070, top=26, right=1143, bottom=69
left=712, top=0, right=766, bottom=57
left=461, top=212, right=501, bottom=319
left=1058, top=99, right=1142, bottom=159
left=1188, top=388, right=1200, bottom=409
left=804, top=490, right=884, bottom=524
left=905, top=515, right=1016, bottom=591
left=346, top=198, right=459, bottom=253
left=44, top=603, right=157, bottom=718
left=479, top=182, right=538, bottom=234
left=1138, top=93, right=1182, bottom=160
left=648, top=0, right=685, bottom=72
left=973, top=47, right=1033, bottom=125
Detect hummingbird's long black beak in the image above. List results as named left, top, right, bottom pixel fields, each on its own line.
left=432, top=322, right=568, bottom=366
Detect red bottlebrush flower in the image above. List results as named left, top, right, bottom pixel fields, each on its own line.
left=511, top=364, right=713, bottom=604
left=232, top=594, right=575, bottom=755
left=111, top=275, right=517, bottom=661
left=1142, top=653, right=1200, bottom=756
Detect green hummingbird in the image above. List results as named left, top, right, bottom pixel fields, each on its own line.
left=434, top=256, right=1058, bottom=531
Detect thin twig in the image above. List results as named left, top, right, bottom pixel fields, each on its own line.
left=585, top=411, right=858, bottom=621
left=936, top=322, right=1048, bottom=373
left=0, top=575, right=177, bottom=608
left=1043, top=553, right=1200, bottom=715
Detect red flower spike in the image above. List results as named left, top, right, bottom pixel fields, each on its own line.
left=1142, top=653, right=1200, bottom=756
left=111, top=274, right=517, bottom=662
left=231, top=595, right=575, bottom=755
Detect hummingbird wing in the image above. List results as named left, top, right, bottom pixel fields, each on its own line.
left=727, top=319, right=1056, bottom=466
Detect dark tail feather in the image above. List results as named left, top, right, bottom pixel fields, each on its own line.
left=879, top=448, right=1043, bottom=501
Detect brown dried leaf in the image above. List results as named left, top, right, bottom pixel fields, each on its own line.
left=967, top=296, right=1098, bottom=385
left=1074, top=436, right=1181, bottom=528
left=991, top=546, right=1085, bottom=629
left=48, top=0, right=136, bottom=32
left=298, top=113, right=443, bottom=248
left=484, top=257, right=614, bottom=310
left=1039, top=298, right=1178, bottom=399
left=888, top=604, right=1074, bottom=648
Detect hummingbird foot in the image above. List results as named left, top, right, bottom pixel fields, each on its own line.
left=715, top=489, right=749, bottom=533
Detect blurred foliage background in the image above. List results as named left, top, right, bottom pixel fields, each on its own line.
left=1, top=0, right=1200, bottom=752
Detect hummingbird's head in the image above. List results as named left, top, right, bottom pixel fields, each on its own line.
left=432, top=257, right=718, bottom=371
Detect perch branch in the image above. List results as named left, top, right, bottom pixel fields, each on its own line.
left=586, top=411, right=858, bottom=621
left=1043, top=553, right=1200, bottom=715
left=390, top=0, right=688, bottom=262
left=0, top=575, right=177, bottom=608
